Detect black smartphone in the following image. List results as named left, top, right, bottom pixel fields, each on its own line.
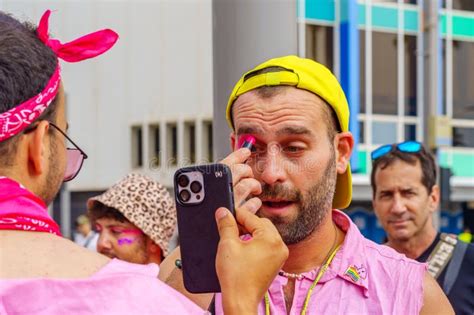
left=174, top=163, right=234, bottom=293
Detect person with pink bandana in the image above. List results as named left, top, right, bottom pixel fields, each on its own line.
left=161, top=56, right=455, bottom=314
left=0, top=10, right=288, bottom=314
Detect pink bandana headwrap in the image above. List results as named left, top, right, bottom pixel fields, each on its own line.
left=0, top=10, right=118, bottom=142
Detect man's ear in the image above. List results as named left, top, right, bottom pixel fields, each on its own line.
left=230, top=132, right=236, bottom=152
left=147, top=238, right=163, bottom=258
left=428, top=185, right=440, bottom=214
left=27, top=121, right=50, bottom=176
left=334, top=131, right=354, bottom=174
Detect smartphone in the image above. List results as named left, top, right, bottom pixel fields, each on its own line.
left=174, top=163, right=234, bottom=293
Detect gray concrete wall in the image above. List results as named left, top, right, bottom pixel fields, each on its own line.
left=2, top=0, right=214, bottom=190
left=212, top=0, right=298, bottom=160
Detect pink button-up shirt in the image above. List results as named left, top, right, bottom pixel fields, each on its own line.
left=216, top=210, right=427, bottom=314
left=0, top=259, right=205, bottom=314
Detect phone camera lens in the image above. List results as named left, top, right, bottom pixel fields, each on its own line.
left=178, top=174, right=190, bottom=187
left=179, top=189, right=191, bottom=202
left=190, top=181, right=202, bottom=193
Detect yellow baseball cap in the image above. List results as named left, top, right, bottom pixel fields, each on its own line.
left=225, top=55, right=352, bottom=209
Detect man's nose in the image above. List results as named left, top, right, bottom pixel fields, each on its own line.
left=258, top=144, right=288, bottom=186
left=96, top=232, right=112, bottom=252
left=390, top=194, right=407, bottom=215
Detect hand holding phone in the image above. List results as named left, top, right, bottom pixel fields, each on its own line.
left=215, top=199, right=289, bottom=314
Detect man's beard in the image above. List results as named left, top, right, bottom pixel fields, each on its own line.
left=39, top=137, right=64, bottom=206
left=257, top=155, right=337, bottom=245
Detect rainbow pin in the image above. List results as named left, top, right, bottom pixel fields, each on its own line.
left=345, top=265, right=361, bottom=283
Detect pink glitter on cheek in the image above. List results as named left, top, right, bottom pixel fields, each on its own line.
left=117, top=238, right=135, bottom=246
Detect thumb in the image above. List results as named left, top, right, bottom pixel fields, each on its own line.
left=215, top=207, right=239, bottom=241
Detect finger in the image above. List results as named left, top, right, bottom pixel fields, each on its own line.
left=215, top=207, right=239, bottom=241
left=228, top=163, right=254, bottom=186
left=235, top=198, right=265, bottom=234
left=234, top=178, right=262, bottom=207
left=220, top=148, right=251, bottom=166
left=235, top=197, right=263, bottom=235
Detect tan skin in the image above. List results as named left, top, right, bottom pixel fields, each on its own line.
left=161, top=86, right=453, bottom=314
left=95, top=217, right=163, bottom=265
left=372, top=159, right=439, bottom=259
left=0, top=83, right=288, bottom=314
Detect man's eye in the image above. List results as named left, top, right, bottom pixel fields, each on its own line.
left=111, top=229, right=123, bottom=235
left=284, top=146, right=303, bottom=153
left=251, top=145, right=265, bottom=154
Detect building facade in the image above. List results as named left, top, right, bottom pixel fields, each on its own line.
left=295, top=0, right=474, bottom=241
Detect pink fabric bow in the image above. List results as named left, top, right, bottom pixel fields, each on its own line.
left=37, top=10, right=119, bottom=62
left=0, top=10, right=119, bottom=143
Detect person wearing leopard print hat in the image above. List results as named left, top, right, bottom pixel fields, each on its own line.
left=88, top=173, right=176, bottom=265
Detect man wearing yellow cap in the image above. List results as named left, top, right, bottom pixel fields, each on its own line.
left=162, top=55, right=453, bottom=314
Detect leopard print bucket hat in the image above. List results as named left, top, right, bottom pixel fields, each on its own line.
left=87, top=173, right=176, bottom=256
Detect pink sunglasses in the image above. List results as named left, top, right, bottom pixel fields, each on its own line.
left=25, top=122, right=88, bottom=182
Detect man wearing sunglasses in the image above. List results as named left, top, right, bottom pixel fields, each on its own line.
left=371, top=141, right=474, bottom=314
left=0, top=10, right=289, bottom=314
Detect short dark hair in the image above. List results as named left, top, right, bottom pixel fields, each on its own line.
left=371, top=145, right=438, bottom=195
left=0, top=12, right=58, bottom=166
left=88, top=201, right=130, bottom=225
left=233, top=66, right=340, bottom=140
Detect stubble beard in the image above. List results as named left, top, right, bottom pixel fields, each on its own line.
left=40, top=137, right=64, bottom=206
left=257, top=155, right=337, bottom=245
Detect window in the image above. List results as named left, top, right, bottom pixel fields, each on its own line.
left=131, top=126, right=143, bottom=168
left=372, top=121, right=397, bottom=145
left=359, top=121, right=365, bottom=144
left=453, top=40, right=474, bottom=119
left=166, top=123, right=177, bottom=166
left=373, top=32, right=398, bottom=115
left=305, top=25, right=334, bottom=71
left=404, top=124, right=417, bottom=141
left=184, top=122, right=196, bottom=165
left=149, top=124, right=160, bottom=168
left=404, top=35, right=417, bottom=116
left=443, top=38, right=447, bottom=116
left=372, top=0, right=417, bottom=3
left=453, top=127, right=474, bottom=147
left=359, top=30, right=366, bottom=114
left=202, top=121, right=213, bottom=163
left=453, top=0, right=474, bottom=11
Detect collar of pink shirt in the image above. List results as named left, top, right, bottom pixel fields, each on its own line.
left=273, top=210, right=370, bottom=297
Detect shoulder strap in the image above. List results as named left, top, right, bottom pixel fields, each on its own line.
left=442, top=240, right=468, bottom=295
left=426, top=233, right=457, bottom=279
left=207, top=294, right=216, bottom=315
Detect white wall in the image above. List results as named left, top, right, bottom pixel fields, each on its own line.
left=2, top=0, right=214, bottom=190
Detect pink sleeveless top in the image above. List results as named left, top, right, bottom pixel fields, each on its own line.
left=216, top=210, right=427, bottom=314
left=0, top=259, right=204, bottom=314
